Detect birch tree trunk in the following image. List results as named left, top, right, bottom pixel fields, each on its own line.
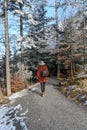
left=4, top=0, right=11, bottom=96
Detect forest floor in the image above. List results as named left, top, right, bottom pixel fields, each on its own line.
left=0, top=77, right=87, bottom=130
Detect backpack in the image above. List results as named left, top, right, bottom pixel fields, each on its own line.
left=41, top=69, right=47, bottom=77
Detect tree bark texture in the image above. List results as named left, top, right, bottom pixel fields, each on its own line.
left=4, top=0, right=11, bottom=96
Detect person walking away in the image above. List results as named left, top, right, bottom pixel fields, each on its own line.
left=37, top=61, right=49, bottom=97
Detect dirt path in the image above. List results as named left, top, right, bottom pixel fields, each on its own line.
left=9, top=78, right=87, bottom=130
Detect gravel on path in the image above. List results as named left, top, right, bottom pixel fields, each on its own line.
left=10, top=78, right=87, bottom=130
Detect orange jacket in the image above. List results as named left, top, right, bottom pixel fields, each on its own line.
left=37, top=65, right=49, bottom=83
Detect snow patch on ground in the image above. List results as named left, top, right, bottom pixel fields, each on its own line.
left=29, top=87, right=38, bottom=91
left=69, top=85, right=76, bottom=90
left=0, top=88, right=30, bottom=130
left=84, top=100, right=87, bottom=106
left=0, top=104, right=29, bottom=130
left=9, top=89, right=28, bottom=100
left=0, top=83, right=40, bottom=130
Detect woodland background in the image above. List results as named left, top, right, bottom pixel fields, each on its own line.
left=0, top=0, right=87, bottom=105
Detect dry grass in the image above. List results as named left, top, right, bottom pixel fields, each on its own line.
left=60, top=78, right=87, bottom=106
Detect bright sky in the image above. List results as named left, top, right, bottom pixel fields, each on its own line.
left=46, top=0, right=78, bottom=22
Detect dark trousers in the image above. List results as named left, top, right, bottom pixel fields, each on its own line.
left=41, top=82, right=45, bottom=93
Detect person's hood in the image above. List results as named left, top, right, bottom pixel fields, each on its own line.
left=39, top=61, right=45, bottom=65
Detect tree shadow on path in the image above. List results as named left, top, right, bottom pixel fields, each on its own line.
left=32, top=90, right=41, bottom=96
left=28, top=87, right=41, bottom=96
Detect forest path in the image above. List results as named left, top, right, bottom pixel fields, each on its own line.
left=9, top=77, right=87, bottom=130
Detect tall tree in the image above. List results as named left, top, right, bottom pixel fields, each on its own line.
left=19, top=2, right=24, bottom=80
left=4, top=0, right=11, bottom=96
left=55, top=0, right=60, bottom=79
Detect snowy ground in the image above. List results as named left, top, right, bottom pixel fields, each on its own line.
left=0, top=82, right=40, bottom=130
left=0, top=89, right=29, bottom=130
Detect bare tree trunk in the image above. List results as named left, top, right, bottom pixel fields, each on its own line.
left=70, top=44, right=74, bottom=79
left=20, top=3, right=24, bottom=80
left=0, top=85, right=4, bottom=103
left=55, top=0, right=60, bottom=79
left=83, top=0, right=86, bottom=72
left=4, top=0, right=11, bottom=96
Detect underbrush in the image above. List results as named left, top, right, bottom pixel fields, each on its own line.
left=60, top=78, right=87, bottom=106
